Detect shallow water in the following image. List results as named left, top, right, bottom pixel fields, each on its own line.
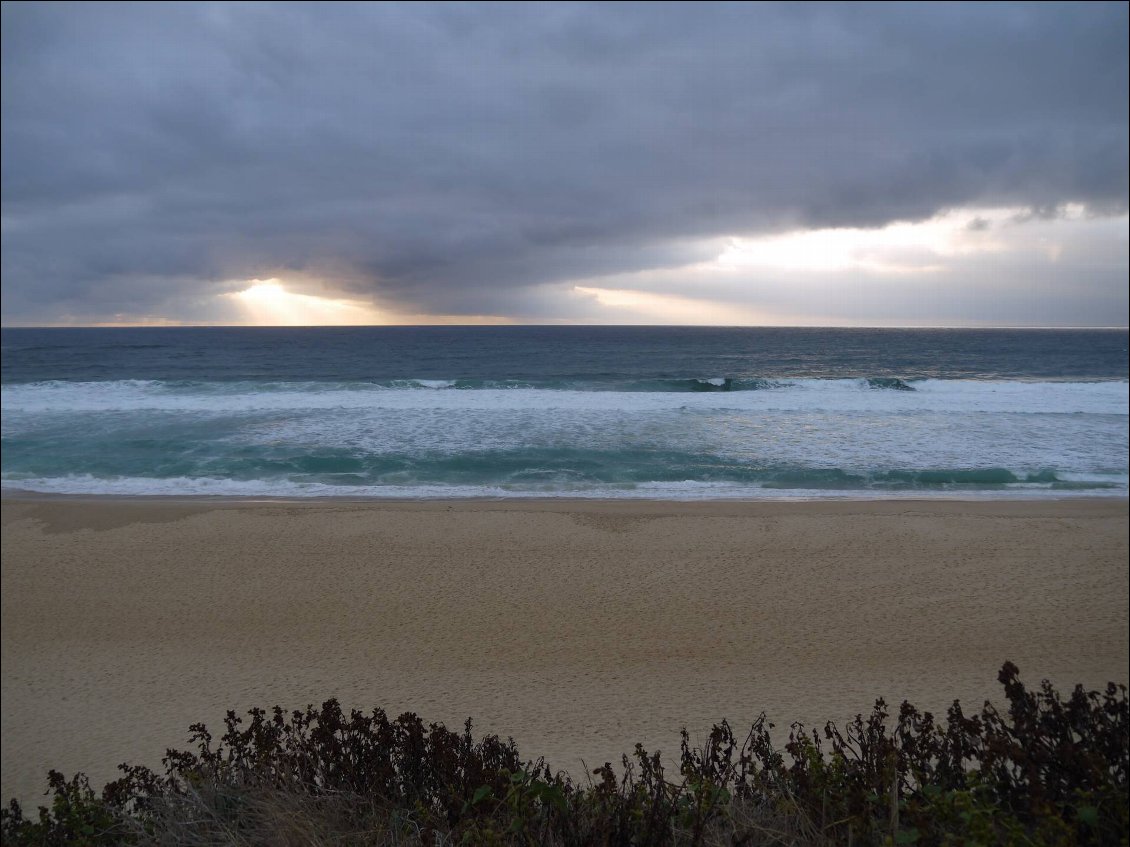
left=3, top=326, right=1127, bottom=498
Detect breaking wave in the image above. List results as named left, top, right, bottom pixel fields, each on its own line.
left=3, top=377, right=1125, bottom=499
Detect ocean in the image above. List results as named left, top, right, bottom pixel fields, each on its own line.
left=1, top=326, right=1127, bottom=499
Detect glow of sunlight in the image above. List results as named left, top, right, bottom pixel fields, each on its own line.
left=226, top=279, right=385, bottom=326
left=714, top=206, right=1045, bottom=273
left=91, top=316, right=187, bottom=327
left=573, top=286, right=773, bottom=325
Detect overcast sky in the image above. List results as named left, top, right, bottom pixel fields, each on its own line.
left=2, top=1, right=1127, bottom=326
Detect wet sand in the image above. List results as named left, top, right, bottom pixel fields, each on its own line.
left=2, top=497, right=1127, bottom=806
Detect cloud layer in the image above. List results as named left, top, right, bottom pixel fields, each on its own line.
left=2, top=2, right=1127, bottom=324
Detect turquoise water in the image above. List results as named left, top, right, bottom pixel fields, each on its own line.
left=2, top=327, right=1127, bottom=498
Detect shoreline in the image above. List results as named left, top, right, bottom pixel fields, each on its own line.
left=3, top=489, right=1128, bottom=505
left=3, top=494, right=1128, bottom=521
left=3, top=497, right=1127, bottom=807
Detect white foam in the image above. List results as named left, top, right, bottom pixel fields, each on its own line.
left=3, top=379, right=1125, bottom=499
left=3, top=475, right=1124, bottom=501
left=2, top=378, right=1126, bottom=415
left=412, top=379, right=456, bottom=389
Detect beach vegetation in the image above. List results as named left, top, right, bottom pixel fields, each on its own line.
left=2, top=662, right=1126, bottom=846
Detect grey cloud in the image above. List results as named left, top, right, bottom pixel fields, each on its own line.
left=586, top=214, right=1130, bottom=327
left=2, top=1, right=1127, bottom=323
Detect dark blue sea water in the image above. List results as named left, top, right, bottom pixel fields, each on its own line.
left=2, top=326, right=1127, bottom=498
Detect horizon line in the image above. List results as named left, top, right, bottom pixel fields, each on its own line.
left=1, top=323, right=1128, bottom=331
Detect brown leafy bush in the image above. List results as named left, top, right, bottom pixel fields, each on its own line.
left=2, top=662, right=1125, bottom=846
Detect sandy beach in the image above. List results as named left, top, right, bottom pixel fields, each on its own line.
left=2, top=497, right=1127, bottom=807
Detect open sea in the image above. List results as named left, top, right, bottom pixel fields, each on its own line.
left=1, top=326, right=1127, bottom=500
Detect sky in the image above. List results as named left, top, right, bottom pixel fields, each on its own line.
left=1, top=1, right=1127, bottom=327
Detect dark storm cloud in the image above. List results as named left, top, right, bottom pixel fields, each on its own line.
left=2, top=1, right=1127, bottom=322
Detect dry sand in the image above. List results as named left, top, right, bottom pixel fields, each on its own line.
left=2, top=497, right=1127, bottom=806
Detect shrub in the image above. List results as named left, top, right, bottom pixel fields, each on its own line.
left=2, top=662, right=1125, bottom=846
